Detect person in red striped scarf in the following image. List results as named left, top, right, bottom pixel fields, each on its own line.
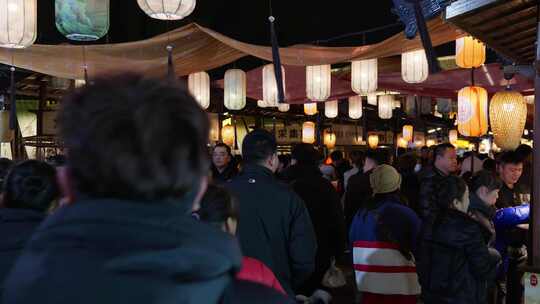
left=349, top=164, right=421, bottom=304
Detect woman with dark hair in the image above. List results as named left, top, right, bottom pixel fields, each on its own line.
left=468, top=170, right=502, bottom=246
left=417, top=175, right=501, bottom=304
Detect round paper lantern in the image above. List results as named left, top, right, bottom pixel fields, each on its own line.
left=56, top=0, right=109, bottom=41
left=455, top=36, right=486, bottom=69
left=302, top=122, right=316, bottom=144
left=402, top=125, right=414, bottom=142
left=306, top=65, right=331, bottom=101
left=325, top=100, right=338, bottom=118
left=402, top=49, right=428, bottom=83
left=368, top=134, right=379, bottom=149
left=348, top=96, right=363, bottom=119
left=426, top=139, right=436, bottom=147
left=304, top=103, right=318, bottom=116
left=224, top=69, right=246, bottom=110
left=449, top=129, right=458, bottom=145
left=457, top=86, right=488, bottom=137
left=221, top=124, right=235, bottom=147
left=262, top=64, right=286, bottom=107
left=367, top=93, right=378, bottom=106
left=378, top=95, right=394, bottom=119
left=137, top=0, right=196, bottom=20
left=351, top=58, right=377, bottom=94
left=188, top=71, right=210, bottom=109
left=324, top=131, right=336, bottom=149
left=278, top=103, right=290, bottom=112
left=0, top=0, right=37, bottom=48
left=489, top=90, right=528, bottom=151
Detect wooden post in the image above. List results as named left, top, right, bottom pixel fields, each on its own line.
left=532, top=23, right=540, bottom=267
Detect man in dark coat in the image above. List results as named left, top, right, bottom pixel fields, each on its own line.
left=211, top=143, right=238, bottom=184
left=225, top=130, right=317, bottom=296
left=3, top=75, right=291, bottom=304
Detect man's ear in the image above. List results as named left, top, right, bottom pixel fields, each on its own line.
left=56, top=166, right=76, bottom=206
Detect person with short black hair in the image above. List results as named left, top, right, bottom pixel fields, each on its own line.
left=343, top=150, right=364, bottom=190
left=211, top=143, right=238, bottom=184
left=330, top=150, right=352, bottom=195
left=496, top=151, right=524, bottom=209
left=225, top=130, right=317, bottom=297
left=397, top=153, right=421, bottom=213
left=515, top=144, right=532, bottom=195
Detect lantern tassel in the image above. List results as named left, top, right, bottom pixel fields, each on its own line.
left=9, top=66, right=16, bottom=130
left=269, top=16, right=285, bottom=103
left=409, top=0, right=440, bottom=74
left=167, top=45, right=175, bottom=80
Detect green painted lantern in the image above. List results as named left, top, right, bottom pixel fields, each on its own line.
left=55, top=0, right=109, bottom=41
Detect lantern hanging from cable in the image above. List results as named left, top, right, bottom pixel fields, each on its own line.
left=367, top=93, right=378, bottom=106
left=306, top=65, right=331, bottom=101
left=348, top=96, right=363, bottom=119
left=302, top=122, right=316, bottom=144
left=304, top=103, right=318, bottom=116
left=368, top=134, right=379, bottom=149
left=188, top=71, right=210, bottom=110
left=402, top=49, right=429, bottom=83
left=325, top=100, right=338, bottom=118
left=137, top=0, right=196, bottom=20
left=0, top=0, right=37, bottom=48
left=278, top=103, right=289, bottom=112
left=426, top=139, right=436, bottom=147
left=55, top=0, right=109, bottom=41
left=262, top=64, right=286, bottom=107
left=221, top=124, right=235, bottom=147
left=378, top=95, right=394, bottom=119
left=449, top=129, right=458, bottom=145
left=489, top=90, right=528, bottom=151
left=224, top=69, right=246, bottom=110
left=397, top=136, right=408, bottom=149
left=324, top=131, right=336, bottom=149
left=351, top=58, right=377, bottom=94
left=455, top=36, right=486, bottom=69
left=457, top=86, right=488, bottom=137
left=402, top=125, right=414, bottom=142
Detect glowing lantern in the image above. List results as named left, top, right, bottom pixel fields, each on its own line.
left=56, top=0, right=110, bottom=41
left=224, top=69, right=246, bottom=110
left=302, top=122, right=316, bottom=144
left=402, top=125, right=414, bottom=142
left=0, top=0, right=37, bottom=48
left=324, top=131, right=336, bottom=149
left=188, top=71, right=210, bottom=109
left=74, top=79, right=86, bottom=88
left=137, top=0, right=196, bottom=20
left=262, top=64, right=286, bottom=107
left=402, top=49, right=428, bottom=83
left=257, top=100, right=266, bottom=108
left=221, top=124, right=235, bottom=147
left=304, top=103, right=318, bottom=116
left=489, top=90, right=528, bottom=151
left=306, top=65, right=331, bottom=101
left=426, top=139, right=436, bottom=147
left=378, top=95, right=394, bottom=119
left=351, top=58, right=377, bottom=94
left=325, top=100, right=338, bottom=118
left=397, top=136, right=408, bottom=149
left=367, top=93, right=378, bottom=106
left=368, top=134, right=379, bottom=149
left=449, top=129, right=458, bottom=145
left=278, top=103, right=290, bottom=112
left=348, top=96, right=363, bottom=119
left=457, top=86, right=488, bottom=137
left=455, top=36, right=486, bottom=69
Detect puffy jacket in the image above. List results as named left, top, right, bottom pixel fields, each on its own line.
left=417, top=167, right=446, bottom=219
left=237, top=257, right=285, bottom=295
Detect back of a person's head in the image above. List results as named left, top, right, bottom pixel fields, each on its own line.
left=241, top=129, right=277, bottom=165
left=0, top=158, right=14, bottom=185
left=483, top=158, right=496, bottom=172
left=515, top=144, right=533, bottom=161
left=470, top=170, right=502, bottom=193
left=397, top=153, right=417, bottom=173
left=436, top=175, right=467, bottom=211
left=330, top=150, right=343, bottom=162
left=365, top=149, right=389, bottom=165
left=3, top=160, right=59, bottom=212
left=350, top=150, right=364, bottom=167
left=198, top=185, right=238, bottom=226
left=59, top=74, right=209, bottom=201
left=499, top=151, right=523, bottom=166
left=291, top=143, right=320, bottom=166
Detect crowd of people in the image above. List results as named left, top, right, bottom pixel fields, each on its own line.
left=0, top=75, right=533, bottom=304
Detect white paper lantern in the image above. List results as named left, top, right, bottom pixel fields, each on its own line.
left=302, top=122, right=316, bottom=144
left=367, top=93, right=378, bottom=106
left=351, top=58, right=378, bottom=94
left=368, top=134, right=379, bottom=149
left=257, top=100, right=266, bottom=108
left=325, top=100, right=338, bottom=118
left=378, top=95, right=394, bottom=119
left=0, top=0, right=37, bottom=48
left=74, top=79, right=86, bottom=88
left=306, top=65, right=331, bottom=101
left=262, top=64, right=286, bottom=107
left=449, top=129, right=458, bottom=145
left=137, top=0, right=196, bottom=20
left=188, top=71, right=210, bottom=109
left=304, top=103, right=318, bottom=116
left=278, top=103, right=290, bottom=112
left=224, top=69, right=246, bottom=110
left=402, top=49, right=429, bottom=83
left=348, top=96, right=363, bottom=119
left=403, top=125, right=414, bottom=142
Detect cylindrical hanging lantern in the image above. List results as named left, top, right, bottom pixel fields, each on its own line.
left=368, top=134, right=379, bottom=149
left=306, top=65, right=331, bottom=101
left=304, top=103, right=318, bottom=116
left=348, top=96, right=363, bottom=119
left=402, top=125, right=414, bottom=142
left=0, top=110, right=13, bottom=142
left=457, top=86, right=488, bottom=137
left=324, top=131, right=336, bottom=149
left=397, top=136, right=408, bottom=149
left=426, top=139, right=436, bottom=147
left=278, top=103, right=290, bottom=112
left=56, top=0, right=110, bottom=41
left=188, top=71, right=210, bottom=110
left=455, top=36, right=486, bottom=69
left=449, top=129, right=458, bottom=145
left=367, top=93, right=378, bottom=106
left=224, top=69, right=246, bottom=110
left=489, top=90, right=528, bottom=151
left=402, top=49, right=429, bottom=83
left=262, top=64, right=286, bottom=107
left=325, top=100, right=338, bottom=118
left=74, top=79, right=86, bottom=88
left=221, top=124, right=235, bottom=147
left=378, top=95, right=394, bottom=119
left=257, top=100, right=267, bottom=108
left=137, top=0, right=196, bottom=20
left=0, top=0, right=37, bottom=48
left=302, top=122, right=316, bottom=144
left=351, top=58, right=377, bottom=94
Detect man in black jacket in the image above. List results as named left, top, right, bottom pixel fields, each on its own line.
left=225, top=130, right=317, bottom=296
left=3, top=75, right=291, bottom=304
left=211, top=143, right=238, bottom=184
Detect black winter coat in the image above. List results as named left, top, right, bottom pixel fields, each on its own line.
left=417, top=167, right=447, bottom=219
left=417, top=209, right=501, bottom=304
left=400, top=170, right=420, bottom=213
left=225, top=165, right=317, bottom=296
left=343, top=169, right=372, bottom=232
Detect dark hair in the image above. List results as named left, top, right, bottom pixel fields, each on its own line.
left=292, top=143, right=320, bottom=166
left=330, top=150, right=344, bottom=162
left=213, top=143, right=232, bottom=156
left=470, top=170, right=502, bottom=193
left=397, top=153, right=417, bottom=173
left=433, top=143, right=455, bottom=160
left=365, top=149, right=389, bottom=165
left=350, top=150, right=364, bottom=167
left=45, top=155, right=67, bottom=167
left=0, top=158, right=14, bottom=185
left=3, top=160, right=59, bottom=212
left=198, top=185, right=238, bottom=226
left=515, top=144, right=532, bottom=161
left=436, top=175, right=467, bottom=212
left=59, top=74, right=210, bottom=201
left=499, top=151, right=523, bottom=166
left=482, top=158, right=496, bottom=172
left=242, top=129, right=277, bottom=164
